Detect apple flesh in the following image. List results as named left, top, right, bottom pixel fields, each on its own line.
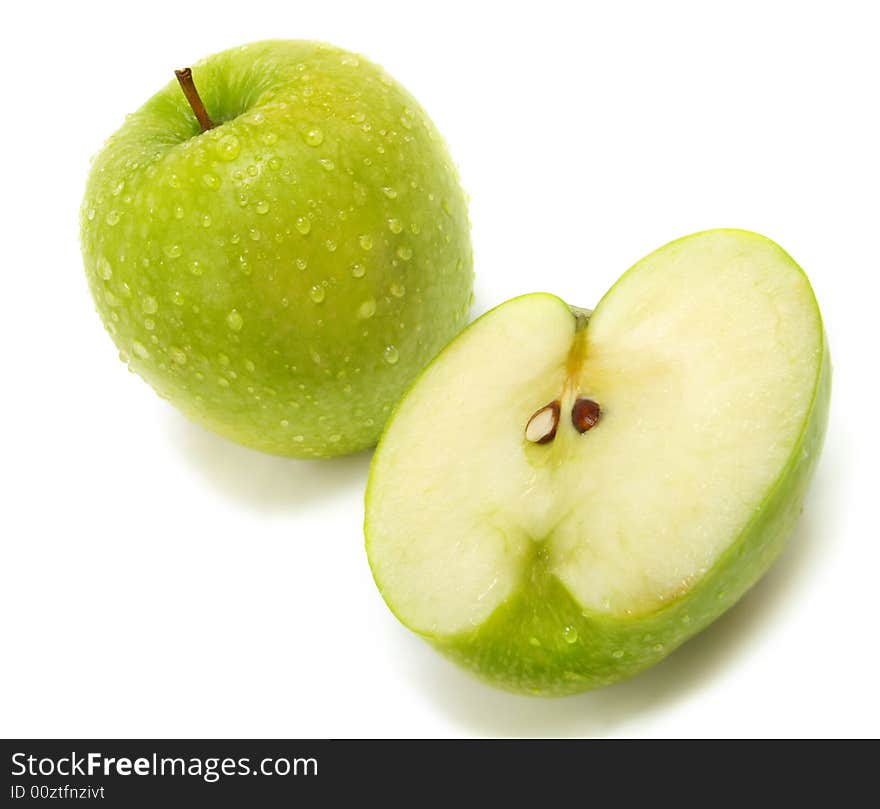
left=365, top=229, right=830, bottom=695
left=81, top=40, right=473, bottom=457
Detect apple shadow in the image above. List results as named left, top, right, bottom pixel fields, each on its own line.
left=407, top=448, right=841, bottom=737
left=166, top=412, right=373, bottom=512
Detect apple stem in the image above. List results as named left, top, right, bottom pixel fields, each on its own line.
left=174, top=68, right=214, bottom=133
left=570, top=306, right=592, bottom=332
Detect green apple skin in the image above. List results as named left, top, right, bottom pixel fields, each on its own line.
left=81, top=40, right=473, bottom=457
left=365, top=234, right=831, bottom=696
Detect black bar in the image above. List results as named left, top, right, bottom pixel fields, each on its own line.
left=0, top=739, right=871, bottom=805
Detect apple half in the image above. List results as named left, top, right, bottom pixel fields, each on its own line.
left=365, top=229, right=830, bottom=695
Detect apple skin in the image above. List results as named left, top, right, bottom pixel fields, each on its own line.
left=366, top=247, right=831, bottom=696
left=81, top=40, right=473, bottom=457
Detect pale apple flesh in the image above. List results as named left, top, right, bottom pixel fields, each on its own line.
left=365, top=230, right=830, bottom=695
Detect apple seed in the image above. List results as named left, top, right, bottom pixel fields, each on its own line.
left=572, top=397, right=601, bottom=433
left=525, top=401, right=561, bottom=444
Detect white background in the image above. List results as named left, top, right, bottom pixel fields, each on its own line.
left=2, top=0, right=877, bottom=738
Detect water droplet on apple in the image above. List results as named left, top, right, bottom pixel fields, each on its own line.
left=390, top=282, right=406, bottom=298
left=173, top=205, right=185, bottom=220
left=319, top=158, right=335, bottom=171
left=387, top=218, right=403, bottom=234
left=383, top=345, right=399, bottom=365
left=226, top=310, right=244, bottom=331
left=255, top=200, right=270, bottom=215
left=528, top=637, right=541, bottom=648
left=351, top=263, right=366, bottom=278
left=562, top=626, right=578, bottom=644
left=293, top=435, right=305, bottom=443
left=164, top=244, right=182, bottom=258
left=358, top=234, right=373, bottom=250
left=169, top=347, right=187, bottom=364
left=248, top=228, right=261, bottom=241
left=190, top=260, right=204, bottom=276
left=202, top=173, right=221, bottom=189
left=357, top=298, right=376, bottom=319
left=611, top=650, right=624, bottom=659
left=309, top=285, right=326, bottom=303
left=410, top=222, right=421, bottom=235
left=141, top=296, right=158, bottom=314
left=652, top=643, right=665, bottom=653
left=105, top=210, right=121, bottom=226
left=132, top=341, right=149, bottom=360
left=118, top=349, right=130, bottom=364
left=296, top=257, right=308, bottom=270
left=304, top=128, right=324, bottom=146
left=215, top=133, right=241, bottom=161
left=218, top=377, right=230, bottom=388
left=280, top=418, right=290, bottom=428
left=325, top=239, right=337, bottom=252
left=382, top=186, right=398, bottom=199
left=295, top=217, right=311, bottom=235
left=261, top=132, right=278, bottom=146
left=201, top=214, right=212, bottom=228
left=172, top=291, right=185, bottom=306
left=246, top=164, right=259, bottom=178
left=396, top=245, right=412, bottom=261
left=97, top=257, right=113, bottom=280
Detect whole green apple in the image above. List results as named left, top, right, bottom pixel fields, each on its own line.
left=81, top=40, right=473, bottom=457
left=366, top=229, right=830, bottom=695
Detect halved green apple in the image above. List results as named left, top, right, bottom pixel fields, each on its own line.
left=365, top=229, right=830, bottom=695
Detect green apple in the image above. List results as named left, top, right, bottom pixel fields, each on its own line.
left=81, top=40, right=473, bottom=457
left=365, top=229, right=830, bottom=695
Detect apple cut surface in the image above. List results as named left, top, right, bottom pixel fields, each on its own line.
left=365, top=229, right=830, bottom=694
